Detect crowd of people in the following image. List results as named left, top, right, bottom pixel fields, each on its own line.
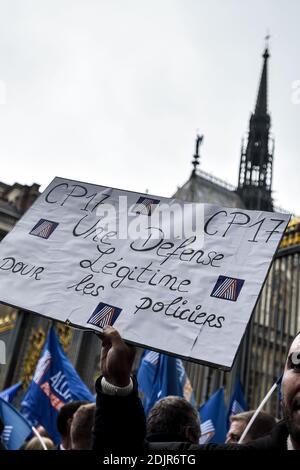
left=0, top=327, right=297, bottom=451
left=89, top=327, right=300, bottom=451
left=0, top=326, right=299, bottom=451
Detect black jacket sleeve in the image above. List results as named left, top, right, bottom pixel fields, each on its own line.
left=92, top=376, right=146, bottom=454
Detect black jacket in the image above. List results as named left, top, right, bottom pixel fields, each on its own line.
left=92, top=376, right=289, bottom=452
left=92, top=376, right=146, bottom=453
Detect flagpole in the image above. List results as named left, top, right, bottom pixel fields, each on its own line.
left=31, top=426, right=48, bottom=450
left=238, top=381, right=278, bottom=444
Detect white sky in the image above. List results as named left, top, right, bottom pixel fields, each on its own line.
left=0, top=0, right=299, bottom=213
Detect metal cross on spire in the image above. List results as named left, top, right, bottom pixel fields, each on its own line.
left=265, top=30, right=271, bottom=49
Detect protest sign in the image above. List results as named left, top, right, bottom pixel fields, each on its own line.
left=0, top=177, right=290, bottom=369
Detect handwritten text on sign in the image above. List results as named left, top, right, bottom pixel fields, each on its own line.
left=0, top=178, right=290, bottom=369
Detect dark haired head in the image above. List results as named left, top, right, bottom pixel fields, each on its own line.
left=57, top=401, right=88, bottom=437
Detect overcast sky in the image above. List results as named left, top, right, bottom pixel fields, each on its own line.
left=0, top=0, right=299, bottom=214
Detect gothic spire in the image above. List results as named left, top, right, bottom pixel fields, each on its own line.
left=237, top=44, right=274, bottom=212
left=255, top=47, right=269, bottom=116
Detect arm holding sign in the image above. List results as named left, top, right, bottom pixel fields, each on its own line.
left=92, top=326, right=146, bottom=453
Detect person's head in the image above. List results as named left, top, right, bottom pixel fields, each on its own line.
left=281, top=332, right=300, bottom=448
left=35, top=425, right=49, bottom=438
left=225, top=410, right=276, bottom=444
left=56, top=401, right=88, bottom=449
left=24, top=437, right=56, bottom=450
left=147, top=396, right=201, bottom=444
left=70, top=403, right=96, bottom=450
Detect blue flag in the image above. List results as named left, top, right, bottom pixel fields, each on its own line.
left=0, top=382, right=22, bottom=403
left=137, top=350, right=195, bottom=415
left=199, top=387, right=227, bottom=444
left=0, top=397, right=32, bottom=449
left=227, top=378, right=247, bottom=428
left=21, top=327, right=95, bottom=444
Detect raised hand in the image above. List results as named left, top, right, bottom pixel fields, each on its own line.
left=100, top=326, right=135, bottom=387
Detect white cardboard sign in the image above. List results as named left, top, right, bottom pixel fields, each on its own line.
left=0, top=177, right=290, bottom=369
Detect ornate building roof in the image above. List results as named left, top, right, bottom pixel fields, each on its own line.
left=173, top=133, right=245, bottom=207
left=0, top=181, right=40, bottom=238
left=174, top=169, right=245, bottom=208
left=280, top=217, right=300, bottom=249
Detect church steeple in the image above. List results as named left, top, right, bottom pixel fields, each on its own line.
left=237, top=43, right=274, bottom=211
left=255, top=47, right=269, bottom=115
